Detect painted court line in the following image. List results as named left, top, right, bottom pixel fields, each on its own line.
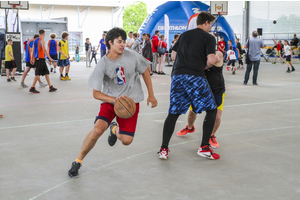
left=0, top=112, right=167, bottom=130
left=1, top=98, right=300, bottom=130
left=27, top=125, right=300, bottom=200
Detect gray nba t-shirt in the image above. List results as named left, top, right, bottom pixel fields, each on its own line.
left=88, top=49, right=151, bottom=103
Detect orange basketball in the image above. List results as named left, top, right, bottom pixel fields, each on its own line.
left=114, top=96, right=136, bottom=119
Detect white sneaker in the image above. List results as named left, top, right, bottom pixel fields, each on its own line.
left=158, top=148, right=170, bottom=160
left=39, top=82, right=48, bottom=87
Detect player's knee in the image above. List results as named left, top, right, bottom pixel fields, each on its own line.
left=92, top=125, right=106, bottom=138
left=121, top=137, right=133, bottom=146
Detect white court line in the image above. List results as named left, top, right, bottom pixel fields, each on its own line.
left=28, top=124, right=300, bottom=200
left=1, top=98, right=300, bottom=130
left=0, top=112, right=167, bottom=130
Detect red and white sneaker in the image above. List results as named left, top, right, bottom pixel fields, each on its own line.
left=197, top=145, right=220, bottom=160
left=176, top=125, right=195, bottom=137
left=209, top=135, right=219, bottom=149
left=158, top=148, right=170, bottom=160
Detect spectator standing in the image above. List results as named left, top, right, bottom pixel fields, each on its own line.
left=90, top=47, right=97, bottom=65
left=152, top=30, right=160, bottom=73
left=97, top=34, right=106, bottom=58
left=218, top=36, right=226, bottom=59
left=226, top=46, right=237, bottom=75
left=243, top=31, right=264, bottom=85
left=75, top=44, right=80, bottom=62
left=5, top=39, right=17, bottom=82
left=157, top=35, right=167, bottom=75
left=140, top=33, right=146, bottom=54
left=142, top=33, right=153, bottom=75
left=236, top=38, right=244, bottom=69
left=290, top=34, right=299, bottom=49
left=126, top=32, right=134, bottom=49
left=131, top=33, right=140, bottom=53
left=85, top=38, right=92, bottom=67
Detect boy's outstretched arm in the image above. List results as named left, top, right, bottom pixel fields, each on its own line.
left=142, top=68, right=158, bottom=108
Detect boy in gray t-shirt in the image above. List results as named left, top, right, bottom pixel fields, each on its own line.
left=68, top=28, right=158, bottom=178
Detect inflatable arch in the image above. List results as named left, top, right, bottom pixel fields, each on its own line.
left=138, top=1, right=236, bottom=48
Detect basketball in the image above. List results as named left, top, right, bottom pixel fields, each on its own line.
left=273, top=20, right=277, bottom=24
left=114, top=96, right=136, bottom=119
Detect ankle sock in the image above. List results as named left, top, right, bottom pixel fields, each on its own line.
left=75, top=158, right=82, bottom=164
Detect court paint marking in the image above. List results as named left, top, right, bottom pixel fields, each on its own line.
left=0, top=112, right=167, bottom=130
left=2, top=98, right=300, bottom=130
left=28, top=125, right=300, bottom=200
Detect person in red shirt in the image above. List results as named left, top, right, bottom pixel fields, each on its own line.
left=218, top=36, right=225, bottom=55
left=152, top=30, right=160, bottom=73
left=272, top=39, right=285, bottom=64
left=157, top=35, right=167, bottom=75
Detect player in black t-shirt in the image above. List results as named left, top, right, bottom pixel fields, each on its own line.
left=158, top=12, right=221, bottom=160
left=177, top=51, right=225, bottom=149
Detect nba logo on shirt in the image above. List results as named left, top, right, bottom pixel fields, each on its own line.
left=116, top=66, right=126, bottom=85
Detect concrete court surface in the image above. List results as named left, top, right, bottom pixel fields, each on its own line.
left=1, top=60, right=300, bottom=200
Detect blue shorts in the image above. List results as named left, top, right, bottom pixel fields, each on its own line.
left=57, top=58, right=70, bottom=67
left=50, top=54, right=58, bottom=61
left=168, top=74, right=217, bottom=114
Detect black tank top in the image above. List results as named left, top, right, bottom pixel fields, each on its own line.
left=205, top=65, right=225, bottom=94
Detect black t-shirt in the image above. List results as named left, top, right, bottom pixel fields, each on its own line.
left=172, top=28, right=216, bottom=77
left=291, top=37, right=299, bottom=46
left=205, top=65, right=225, bottom=94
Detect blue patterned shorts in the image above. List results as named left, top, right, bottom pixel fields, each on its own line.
left=169, top=74, right=217, bottom=114
left=57, top=58, right=70, bottom=67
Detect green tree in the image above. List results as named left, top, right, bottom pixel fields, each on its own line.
left=123, top=1, right=148, bottom=34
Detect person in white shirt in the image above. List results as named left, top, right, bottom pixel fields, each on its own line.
left=126, top=32, right=134, bottom=49
left=226, top=46, right=237, bottom=75
left=283, top=40, right=295, bottom=73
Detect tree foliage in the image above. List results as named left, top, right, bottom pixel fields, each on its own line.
left=123, top=1, right=148, bottom=35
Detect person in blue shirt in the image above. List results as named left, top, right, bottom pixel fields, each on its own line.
left=97, top=33, right=106, bottom=58
left=48, top=33, right=58, bottom=73
left=90, top=47, right=97, bottom=64
left=20, top=34, right=47, bottom=88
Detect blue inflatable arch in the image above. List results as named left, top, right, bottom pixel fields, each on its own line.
left=139, top=1, right=236, bottom=47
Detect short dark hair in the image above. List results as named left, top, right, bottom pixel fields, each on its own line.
left=220, top=36, right=223, bottom=39
left=174, top=35, right=179, bottom=39
left=7, top=39, right=12, bottom=42
left=146, top=33, right=151, bottom=38
left=196, top=12, right=215, bottom=25
left=252, top=31, right=258, bottom=37
left=142, top=33, right=146, bottom=36
left=61, top=31, right=69, bottom=39
left=229, top=46, right=233, bottom=50
left=155, top=30, right=159, bottom=34
left=128, top=31, right=133, bottom=36
left=133, top=33, right=137, bottom=37
left=39, top=29, right=45, bottom=34
left=34, top=34, right=39, bottom=39
left=86, top=38, right=89, bottom=41
left=105, top=27, right=127, bottom=49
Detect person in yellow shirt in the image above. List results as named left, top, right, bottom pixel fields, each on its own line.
left=58, top=31, right=71, bottom=81
left=5, top=39, right=17, bottom=82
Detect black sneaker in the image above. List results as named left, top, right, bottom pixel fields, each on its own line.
left=49, top=85, right=57, bottom=92
left=108, top=122, right=118, bottom=146
left=50, top=67, right=53, bottom=72
left=29, top=87, right=40, bottom=93
left=68, top=161, right=81, bottom=178
left=232, top=71, right=236, bottom=75
left=7, top=78, right=11, bottom=82
left=10, top=77, right=17, bottom=81
left=292, top=67, right=295, bottom=72
left=286, top=69, right=291, bottom=73
left=253, top=83, right=258, bottom=85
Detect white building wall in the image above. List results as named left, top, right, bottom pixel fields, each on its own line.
left=17, top=4, right=123, bottom=49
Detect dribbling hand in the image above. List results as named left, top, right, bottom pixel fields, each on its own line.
left=147, top=96, right=158, bottom=108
